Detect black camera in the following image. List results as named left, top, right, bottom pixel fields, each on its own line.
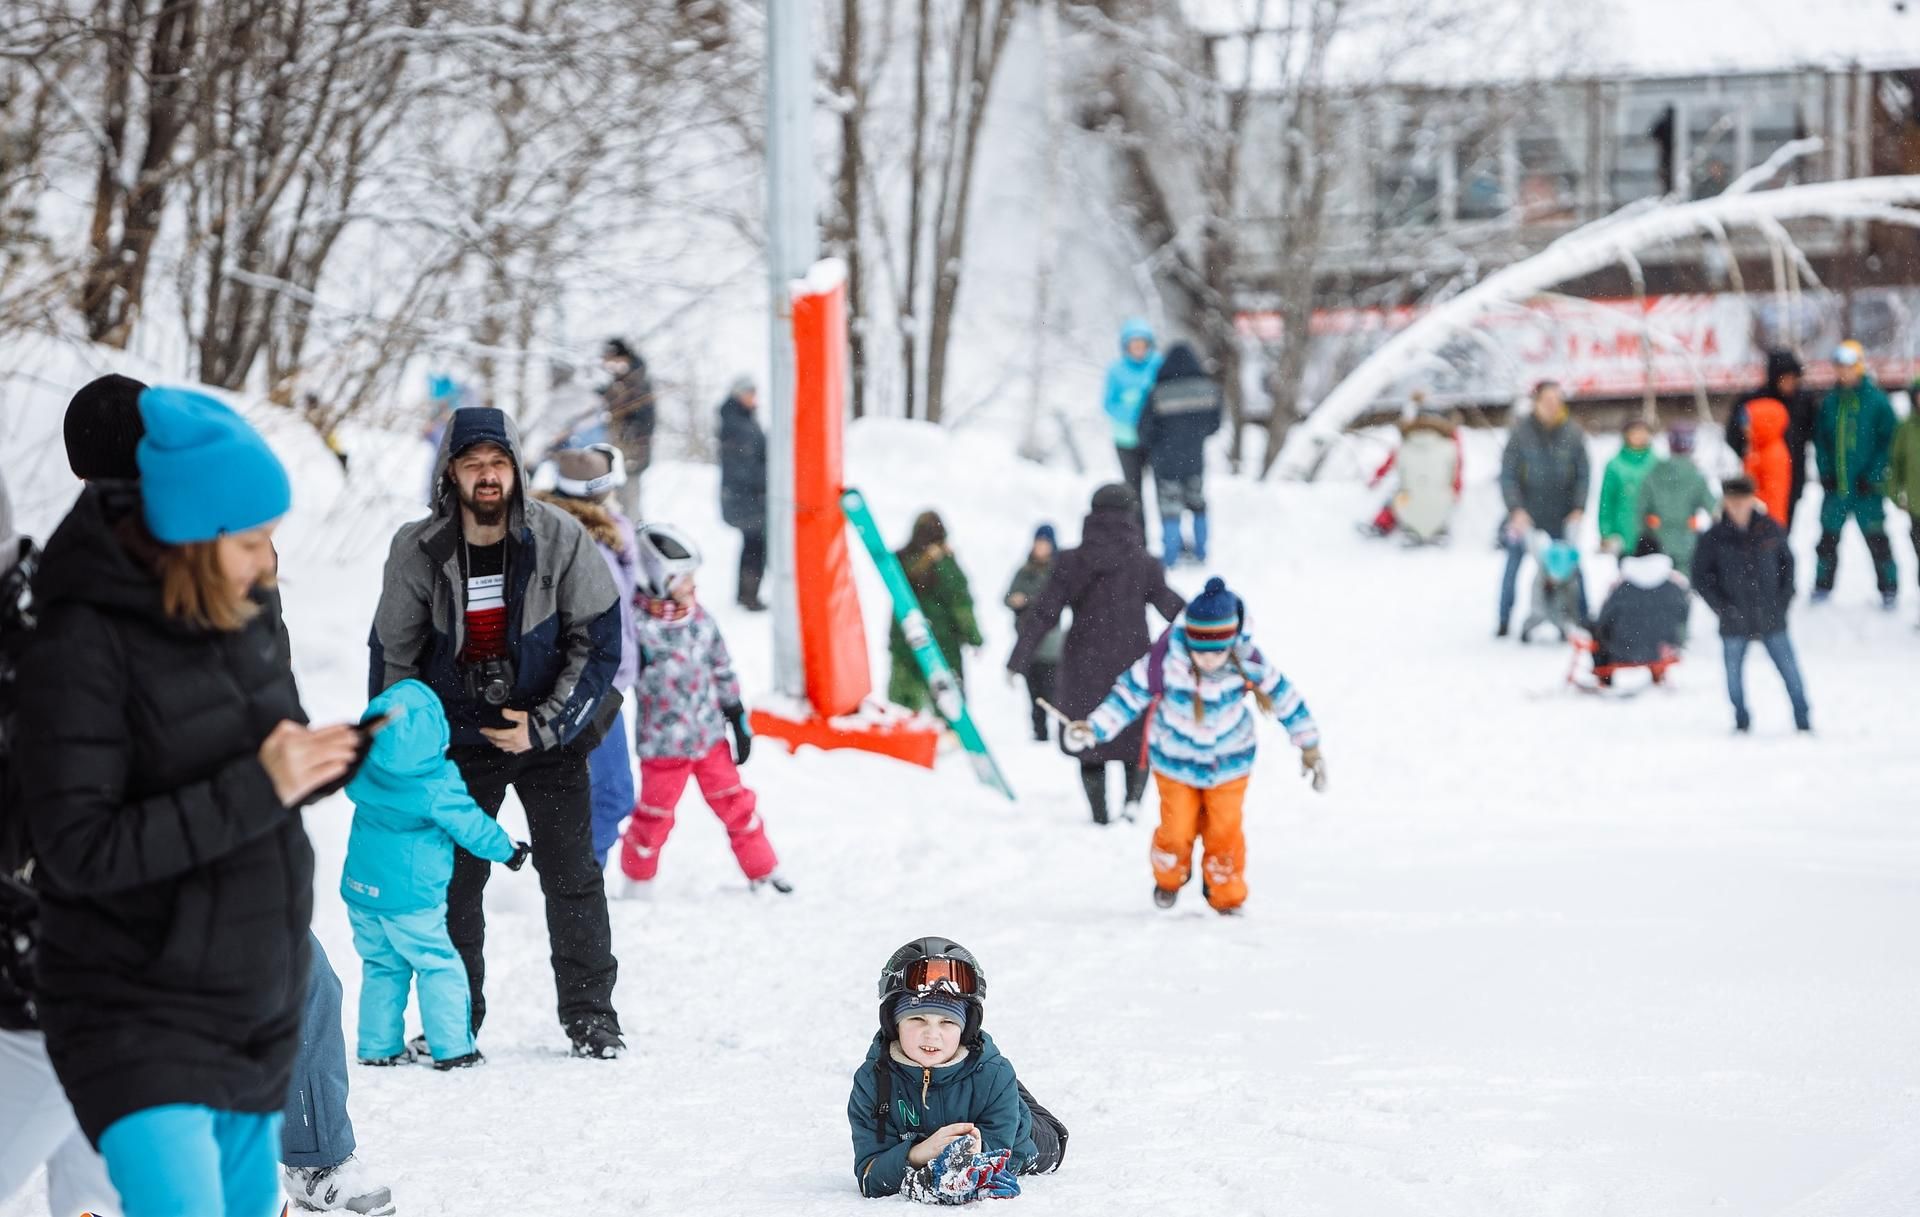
left=462, top=657, right=516, bottom=708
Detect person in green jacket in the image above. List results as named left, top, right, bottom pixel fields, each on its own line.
left=1812, top=340, right=1899, bottom=604
left=888, top=510, right=983, bottom=712
left=1636, top=423, right=1719, bottom=574
left=1598, top=418, right=1658, bottom=554
left=1004, top=524, right=1064, bottom=741
left=1888, top=377, right=1920, bottom=606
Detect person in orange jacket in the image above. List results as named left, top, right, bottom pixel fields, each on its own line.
left=1742, top=395, right=1794, bottom=523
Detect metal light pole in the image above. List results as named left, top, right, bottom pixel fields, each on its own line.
left=766, top=0, right=817, bottom=699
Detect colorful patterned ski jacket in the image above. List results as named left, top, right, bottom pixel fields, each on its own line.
left=1085, top=627, right=1318, bottom=789
left=629, top=601, right=740, bottom=760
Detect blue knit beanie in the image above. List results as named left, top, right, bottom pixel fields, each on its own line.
left=1034, top=523, right=1057, bottom=547
left=136, top=387, right=291, bottom=544
left=894, top=993, right=969, bottom=1028
left=1181, top=576, right=1241, bottom=651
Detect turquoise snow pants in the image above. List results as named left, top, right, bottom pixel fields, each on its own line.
left=97, top=1104, right=282, bottom=1217
left=347, top=902, right=474, bottom=1062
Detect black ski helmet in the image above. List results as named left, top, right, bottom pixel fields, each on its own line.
left=876, top=936, right=987, bottom=1046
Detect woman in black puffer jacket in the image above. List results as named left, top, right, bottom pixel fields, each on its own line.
left=14, top=387, right=357, bottom=1217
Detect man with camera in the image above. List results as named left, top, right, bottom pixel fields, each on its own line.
left=369, top=406, right=627, bottom=1059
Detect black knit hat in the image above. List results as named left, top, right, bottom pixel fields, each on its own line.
left=603, top=338, right=638, bottom=363
left=64, top=374, right=148, bottom=481
left=1764, top=349, right=1803, bottom=386
left=1722, top=475, right=1756, bottom=498
left=1090, top=482, right=1137, bottom=514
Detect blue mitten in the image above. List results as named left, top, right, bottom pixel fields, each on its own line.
left=911, top=1141, right=1020, bottom=1205
left=973, top=1150, right=1021, bottom=1199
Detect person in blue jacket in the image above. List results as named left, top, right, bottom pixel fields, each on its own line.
left=1102, top=318, right=1161, bottom=528
left=341, top=679, right=530, bottom=1070
left=848, top=938, right=1066, bottom=1201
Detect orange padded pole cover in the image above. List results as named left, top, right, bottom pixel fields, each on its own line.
left=790, top=267, right=872, bottom=716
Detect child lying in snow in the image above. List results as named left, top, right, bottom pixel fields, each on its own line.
left=848, top=938, right=1067, bottom=1202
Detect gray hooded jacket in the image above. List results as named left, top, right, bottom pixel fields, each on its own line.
left=368, top=408, right=621, bottom=751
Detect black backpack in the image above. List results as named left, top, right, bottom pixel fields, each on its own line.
left=0, top=536, right=42, bottom=1031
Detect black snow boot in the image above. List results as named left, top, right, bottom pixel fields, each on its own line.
left=569, top=1019, right=626, bottom=1060
left=432, top=1051, right=485, bottom=1072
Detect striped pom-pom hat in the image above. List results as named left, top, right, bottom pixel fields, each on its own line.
left=1180, top=576, right=1242, bottom=652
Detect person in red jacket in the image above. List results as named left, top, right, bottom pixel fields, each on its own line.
left=1741, top=395, right=1794, bottom=524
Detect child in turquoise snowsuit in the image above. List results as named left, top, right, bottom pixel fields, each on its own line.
left=341, top=679, right=527, bottom=1067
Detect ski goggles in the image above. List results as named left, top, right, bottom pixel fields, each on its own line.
left=896, top=957, right=979, bottom=998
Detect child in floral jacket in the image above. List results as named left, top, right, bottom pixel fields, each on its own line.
left=615, top=523, right=790, bottom=895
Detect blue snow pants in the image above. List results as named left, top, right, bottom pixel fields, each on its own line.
left=98, top=1105, right=282, bottom=1217
left=281, top=932, right=356, bottom=1169
left=347, top=903, right=474, bottom=1062
left=587, top=707, right=635, bottom=868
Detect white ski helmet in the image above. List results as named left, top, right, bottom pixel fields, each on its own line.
left=634, top=521, right=702, bottom=598
left=532, top=442, right=626, bottom=502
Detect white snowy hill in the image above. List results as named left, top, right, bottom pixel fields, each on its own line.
left=4, top=337, right=1919, bottom=1215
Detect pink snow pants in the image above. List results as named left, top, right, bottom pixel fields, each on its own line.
left=619, top=742, right=777, bottom=881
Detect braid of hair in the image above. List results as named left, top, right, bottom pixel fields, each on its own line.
left=1230, top=651, right=1275, bottom=714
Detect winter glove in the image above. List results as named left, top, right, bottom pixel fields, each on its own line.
left=297, top=723, right=378, bottom=808
left=1062, top=721, right=1095, bottom=754
left=1300, top=745, right=1328, bottom=793
left=905, top=1140, right=1018, bottom=1205
left=505, top=841, right=532, bottom=872
left=723, top=704, right=752, bottom=765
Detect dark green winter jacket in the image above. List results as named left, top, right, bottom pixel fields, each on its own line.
left=1636, top=456, right=1718, bottom=572
left=888, top=549, right=982, bottom=710
left=847, top=1033, right=1038, bottom=1197
left=1499, top=415, right=1591, bottom=535
left=1814, top=378, right=1897, bottom=492
left=1005, top=560, right=1063, bottom=665
left=1886, top=411, right=1920, bottom=513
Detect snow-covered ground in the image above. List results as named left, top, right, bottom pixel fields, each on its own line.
left=5, top=348, right=1920, bottom=1215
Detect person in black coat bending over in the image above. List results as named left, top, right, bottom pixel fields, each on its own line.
left=1691, top=476, right=1812, bottom=734
left=718, top=375, right=769, bottom=611
left=14, top=387, right=359, bottom=1217
left=1007, top=484, right=1184, bottom=825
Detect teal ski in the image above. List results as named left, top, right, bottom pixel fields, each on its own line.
left=842, top=488, right=1014, bottom=800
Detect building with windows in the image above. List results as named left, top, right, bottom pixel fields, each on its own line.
left=1192, top=1, right=1920, bottom=415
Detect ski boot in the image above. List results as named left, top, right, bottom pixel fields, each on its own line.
left=283, top=1155, right=396, bottom=1215
left=1152, top=886, right=1178, bottom=910
left=751, top=871, right=795, bottom=894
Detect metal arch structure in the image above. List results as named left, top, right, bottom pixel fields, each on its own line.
left=1272, top=174, right=1920, bottom=480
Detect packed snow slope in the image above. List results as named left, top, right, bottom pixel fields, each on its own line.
left=4, top=358, right=1919, bottom=1215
